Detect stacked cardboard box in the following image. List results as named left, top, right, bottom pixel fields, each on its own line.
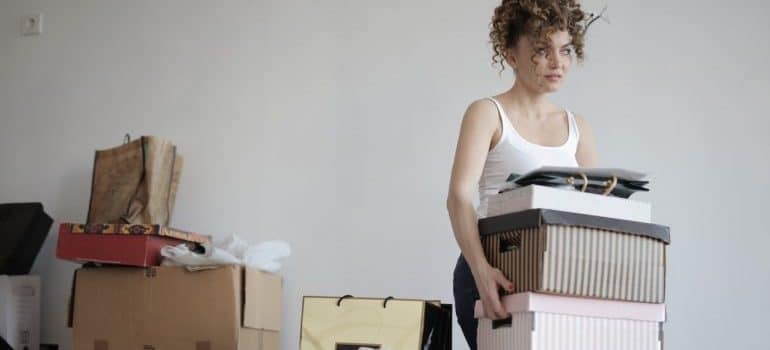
left=476, top=184, right=670, bottom=349
left=69, top=265, right=281, bottom=350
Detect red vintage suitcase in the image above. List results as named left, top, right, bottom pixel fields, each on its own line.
left=56, top=223, right=209, bottom=267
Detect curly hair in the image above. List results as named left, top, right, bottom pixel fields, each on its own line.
left=489, top=0, right=588, bottom=73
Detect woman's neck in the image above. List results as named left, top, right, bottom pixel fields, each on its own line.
left=501, top=81, right=556, bottom=120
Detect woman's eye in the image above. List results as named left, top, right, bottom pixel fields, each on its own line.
left=561, top=48, right=573, bottom=55
left=536, top=48, right=547, bottom=55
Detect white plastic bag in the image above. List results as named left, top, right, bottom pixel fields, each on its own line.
left=161, top=234, right=291, bottom=273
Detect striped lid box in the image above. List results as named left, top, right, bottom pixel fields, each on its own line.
left=475, top=293, right=665, bottom=350
left=479, top=209, right=670, bottom=303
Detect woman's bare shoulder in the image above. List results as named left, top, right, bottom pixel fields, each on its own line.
left=572, top=112, right=593, bottom=133
left=461, top=98, right=500, bottom=128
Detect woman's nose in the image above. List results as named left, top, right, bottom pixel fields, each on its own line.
left=548, top=51, right=562, bottom=68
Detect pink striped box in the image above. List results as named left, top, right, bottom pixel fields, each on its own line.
left=475, top=293, right=665, bottom=350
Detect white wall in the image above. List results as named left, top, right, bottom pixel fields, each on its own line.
left=1, top=1, right=768, bottom=349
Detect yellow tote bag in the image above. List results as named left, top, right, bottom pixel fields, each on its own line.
left=299, top=296, right=451, bottom=350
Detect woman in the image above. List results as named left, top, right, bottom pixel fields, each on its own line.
left=446, top=0, right=599, bottom=348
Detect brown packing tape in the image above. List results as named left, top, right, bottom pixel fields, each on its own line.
left=196, top=341, right=211, bottom=350
left=94, top=340, right=108, bottom=350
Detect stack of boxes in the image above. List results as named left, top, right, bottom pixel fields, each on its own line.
left=475, top=181, right=670, bottom=349
left=54, top=136, right=283, bottom=350
left=57, top=225, right=284, bottom=350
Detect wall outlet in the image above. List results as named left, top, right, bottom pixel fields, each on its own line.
left=21, top=14, right=43, bottom=36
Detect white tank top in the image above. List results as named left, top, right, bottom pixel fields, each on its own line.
left=477, top=97, right=580, bottom=218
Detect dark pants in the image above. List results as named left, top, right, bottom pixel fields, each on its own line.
left=453, top=255, right=479, bottom=350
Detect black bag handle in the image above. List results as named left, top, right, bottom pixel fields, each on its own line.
left=336, top=294, right=353, bottom=307
left=335, top=295, right=396, bottom=308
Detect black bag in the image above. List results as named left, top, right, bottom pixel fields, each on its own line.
left=508, top=167, right=649, bottom=198
left=1, top=335, right=12, bottom=350
left=0, top=203, right=53, bottom=275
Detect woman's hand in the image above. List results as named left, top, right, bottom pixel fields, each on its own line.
left=472, top=261, right=514, bottom=320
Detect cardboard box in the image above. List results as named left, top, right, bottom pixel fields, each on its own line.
left=70, top=265, right=281, bottom=350
left=487, top=185, right=652, bottom=222
left=0, top=203, right=53, bottom=275
left=479, top=209, right=670, bottom=303
left=56, top=223, right=210, bottom=267
left=0, top=275, right=40, bottom=350
left=475, top=293, right=665, bottom=350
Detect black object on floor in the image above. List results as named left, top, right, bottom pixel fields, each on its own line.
left=0, top=202, right=53, bottom=275
left=1, top=336, right=12, bottom=350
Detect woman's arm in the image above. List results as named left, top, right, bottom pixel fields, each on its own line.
left=447, top=99, right=514, bottom=320
left=574, top=114, right=599, bottom=167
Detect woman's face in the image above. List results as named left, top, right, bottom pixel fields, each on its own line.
left=506, top=30, right=574, bottom=94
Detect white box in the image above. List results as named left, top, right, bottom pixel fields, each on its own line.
left=487, top=185, right=652, bottom=222
left=475, top=293, right=665, bottom=350
left=475, top=293, right=666, bottom=350
left=0, top=275, right=40, bottom=350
